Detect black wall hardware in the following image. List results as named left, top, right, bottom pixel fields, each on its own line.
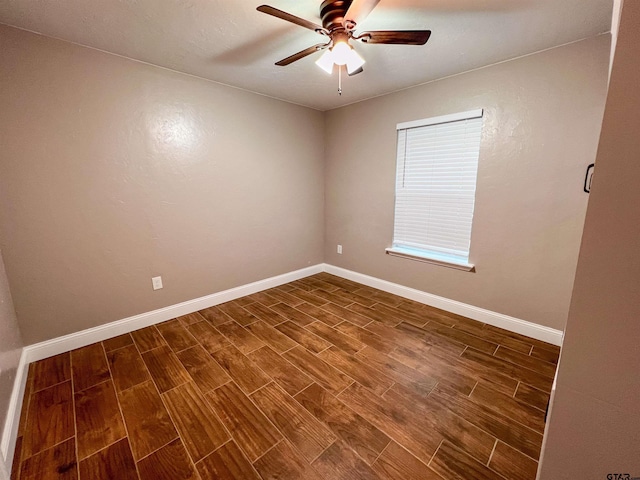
left=584, top=163, right=595, bottom=193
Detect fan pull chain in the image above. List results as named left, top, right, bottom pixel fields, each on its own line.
left=338, top=66, right=342, bottom=96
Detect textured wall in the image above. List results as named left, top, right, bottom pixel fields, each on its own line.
left=0, top=25, right=325, bottom=344
left=538, top=1, right=640, bottom=477
left=323, top=35, right=610, bottom=331
left=0, top=25, right=612, bottom=344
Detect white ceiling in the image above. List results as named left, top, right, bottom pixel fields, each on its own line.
left=0, top=0, right=613, bottom=111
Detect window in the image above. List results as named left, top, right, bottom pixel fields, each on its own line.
left=386, top=109, right=483, bottom=271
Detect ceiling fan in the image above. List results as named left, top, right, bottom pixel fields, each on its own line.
left=257, top=0, right=431, bottom=77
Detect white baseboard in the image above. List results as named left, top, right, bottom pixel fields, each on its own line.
left=0, top=263, right=322, bottom=474
left=0, top=349, right=28, bottom=474
left=2, top=261, right=563, bottom=475
left=23, top=264, right=323, bottom=364
left=323, top=264, right=564, bottom=346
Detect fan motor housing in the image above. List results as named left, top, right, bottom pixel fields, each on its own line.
left=320, top=0, right=353, bottom=31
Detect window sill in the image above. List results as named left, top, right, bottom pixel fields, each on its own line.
left=385, top=247, right=475, bottom=272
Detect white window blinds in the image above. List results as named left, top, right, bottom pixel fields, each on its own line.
left=391, top=109, right=483, bottom=268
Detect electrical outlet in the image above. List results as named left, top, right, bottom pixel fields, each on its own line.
left=152, top=276, right=163, bottom=290
left=337, top=244, right=343, bottom=254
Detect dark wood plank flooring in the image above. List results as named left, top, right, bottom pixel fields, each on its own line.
left=11, top=273, right=560, bottom=479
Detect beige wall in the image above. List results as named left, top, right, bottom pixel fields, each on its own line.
left=538, top=1, right=640, bottom=477
left=0, top=24, right=612, bottom=344
left=0, top=25, right=325, bottom=344
left=0, top=249, right=23, bottom=470
left=324, top=35, right=610, bottom=331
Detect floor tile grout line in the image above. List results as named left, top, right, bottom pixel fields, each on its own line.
left=464, top=345, right=557, bottom=384
left=249, top=438, right=283, bottom=465
left=216, top=321, right=267, bottom=356
left=308, top=438, right=337, bottom=465
left=468, top=381, right=479, bottom=398
left=195, top=438, right=233, bottom=466
left=133, top=340, right=187, bottom=467
left=217, top=378, right=291, bottom=447
left=431, top=385, right=547, bottom=445
left=369, top=436, right=393, bottom=467
left=509, top=386, right=549, bottom=413
left=280, top=343, right=300, bottom=355
left=352, top=342, right=368, bottom=355
left=427, top=439, right=444, bottom=467
left=29, top=376, right=72, bottom=396
left=379, top=382, right=396, bottom=398
left=424, top=379, right=439, bottom=397
left=199, top=388, right=241, bottom=460
left=303, top=379, right=393, bottom=458
left=314, top=345, right=333, bottom=356
left=383, top=438, right=439, bottom=475
left=153, top=382, right=199, bottom=466
left=455, top=345, right=555, bottom=383
left=335, top=379, right=356, bottom=398
left=500, top=345, right=560, bottom=372
left=70, top=349, right=81, bottom=479
left=248, top=345, right=308, bottom=396
left=486, top=438, right=499, bottom=466
left=156, top=320, right=201, bottom=354
left=513, top=381, right=521, bottom=399
left=75, top=434, right=126, bottom=465
left=132, top=436, right=177, bottom=465
left=102, top=339, right=135, bottom=355
left=485, top=441, right=513, bottom=480
left=249, top=346, right=317, bottom=397
left=421, top=389, right=536, bottom=465
left=180, top=337, right=256, bottom=458
left=313, top=350, right=393, bottom=396
left=392, top=346, right=512, bottom=401
left=72, top=376, right=114, bottom=395
left=155, top=376, right=191, bottom=396
left=18, top=434, right=76, bottom=466
left=101, top=341, right=143, bottom=479
left=111, top=339, right=154, bottom=397
left=131, top=324, right=167, bottom=354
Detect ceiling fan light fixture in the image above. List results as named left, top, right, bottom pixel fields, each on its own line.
left=315, top=40, right=365, bottom=75
left=346, top=48, right=365, bottom=75
left=315, top=49, right=335, bottom=74
left=258, top=1, right=432, bottom=76
left=331, top=41, right=352, bottom=65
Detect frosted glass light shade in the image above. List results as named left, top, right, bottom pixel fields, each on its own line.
left=332, top=41, right=351, bottom=65
left=315, top=50, right=334, bottom=74
left=315, top=42, right=365, bottom=75
left=346, top=48, right=365, bottom=74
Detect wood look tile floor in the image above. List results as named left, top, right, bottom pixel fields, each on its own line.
left=11, top=273, right=560, bottom=480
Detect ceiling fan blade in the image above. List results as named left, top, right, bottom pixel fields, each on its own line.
left=344, top=0, right=381, bottom=27
left=257, top=5, right=324, bottom=32
left=275, top=43, right=329, bottom=66
left=357, top=30, right=432, bottom=45
left=348, top=66, right=364, bottom=76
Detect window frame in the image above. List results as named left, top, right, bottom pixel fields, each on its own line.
left=386, top=108, right=483, bottom=272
